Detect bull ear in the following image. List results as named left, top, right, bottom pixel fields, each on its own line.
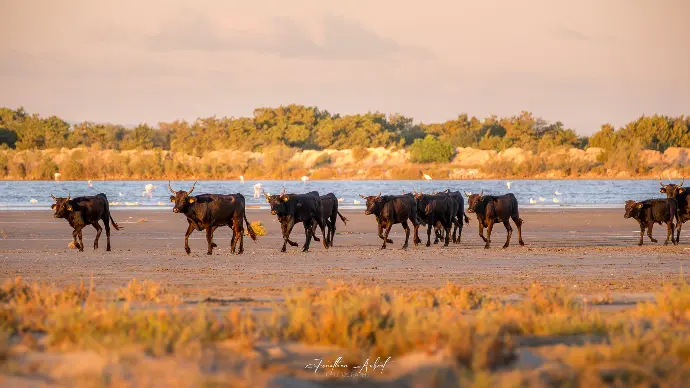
left=660, top=188, right=667, bottom=193
left=169, top=195, right=175, bottom=202
left=66, top=204, right=73, bottom=211
left=188, top=197, right=196, bottom=204
left=679, top=188, right=685, bottom=194
left=282, top=196, right=289, bottom=202
left=51, top=204, right=56, bottom=209
left=636, top=203, right=643, bottom=209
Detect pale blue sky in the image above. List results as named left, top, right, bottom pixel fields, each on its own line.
left=1, top=0, right=688, bottom=135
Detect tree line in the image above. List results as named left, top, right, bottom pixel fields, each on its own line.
left=1, top=105, right=689, bottom=166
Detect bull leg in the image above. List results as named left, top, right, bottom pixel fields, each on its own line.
left=638, top=223, right=645, bottom=246
left=484, top=219, right=495, bottom=249
left=646, top=222, right=658, bottom=243
left=92, top=222, right=102, bottom=250
left=512, top=216, right=525, bottom=246
left=444, top=222, right=451, bottom=247
left=502, top=219, right=513, bottom=249
left=280, top=222, right=299, bottom=247
left=381, top=223, right=393, bottom=249
left=329, top=217, right=336, bottom=247
left=102, top=215, right=112, bottom=251
left=282, top=219, right=296, bottom=252
left=413, top=222, right=421, bottom=246
left=426, top=222, right=432, bottom=247
left=210, top=226, right=219, bottom=248
left=77, top=229, right=85, bottom=252
left=665, top=221, right=674, bottom=246
left=205, top=227, right=215, bottom=255
left=302, top=220, right=314, bottom=252
left=229, top=225, right=238, bottom=254
left=478, top=222, right=488, bottom=243
left=401, top=220, right=411, bottom=249
left=315, top=217, right=329, bottom=250
left=184, top=223, right=195, bottom=254
left=378, top=223, right=394, bottom=244
left=71, top=229, right=83, bottom=251
left=677, top=222, right=683, bottom=245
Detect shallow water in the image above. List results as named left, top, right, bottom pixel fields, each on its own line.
left=0, top=179, right=675, bottom=211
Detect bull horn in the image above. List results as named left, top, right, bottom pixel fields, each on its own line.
left=67, top=192, right=70, bottom=201
left=464, top=191, right=471, bottom=197
left=681, top=177, right=685, bottom=187
left=479, top=190, right=483, bottom=197
left=280, top=188, right=286, bottom=196
left=51, top=193, right=57, bottom=200
left=376, top=192, right=381, bottom=199
left=359, top=194, right=367, bottom=199
left=188, top=181, right=197, bottom=195
left=168, top=181, right=176, bottom=194
left=660, top=176, right=664, bottom=187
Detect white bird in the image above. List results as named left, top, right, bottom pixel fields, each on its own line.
left=30, top=198, right=38, bottom=204
left=87, top=180, right=93, bottom=188
left=301, top=176, right=309, bottom=183
left=554, top=190, right=562, bottom=196
left=506, top=181, right=512, bottom=189
left=539, top=197, right=546, bottom=202
left=353, top=199, right=361, bottom=205
left=239, top=175, right=245, bottom=184
left=118, top=192, right=124, bottom=197
left=53, top=172, right=61, bottom=181
left=142, top=183, right=156, bottom=199
left=338, top=198, right=344, bottom=202
left=422, top=173, right=432, bottom=180
left=253, top=183, right=263, bottom=199
left=529, top=198, right=537, bottom=204
left=552, top=198, right=560, bottom=203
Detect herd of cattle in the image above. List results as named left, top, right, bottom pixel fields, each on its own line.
left=47, top=178, right=689, bottom=254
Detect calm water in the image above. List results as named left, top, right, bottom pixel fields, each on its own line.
left=0, top=179, right=674, bottom=211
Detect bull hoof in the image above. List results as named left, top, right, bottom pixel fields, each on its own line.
left=426, top=242, right=431, bottom=247
left=313, top=237, right=320, bottom=242
left=106, top=247, right=111, bottom=252
left=502, top=244, right=509, bottom=249
left=401, top=245, right=408, bottom=250
left=207, top=251, right=213, bottom=255
left=211, top=242, right=218, bottom=248
left=484, top=245, right=490, bottom=249
left=281, top=248, right=287, bottom=253
left=638, top=242, right=643, bottom=246
left=302, top=248, right=309, bottom=253
left=519, top=240, right=525, bottom=246
left=185, top=247, right=191, bottom=255
left=288, top=241, right=299, bottom=247
left=238, top=249, right=244, bottom=254
left=380, top=245, right=387, bottom=250
left=387, top=239, right=394, bottom=244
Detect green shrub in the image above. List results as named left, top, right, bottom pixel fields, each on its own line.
left=409, top=135, right=454, bottom=163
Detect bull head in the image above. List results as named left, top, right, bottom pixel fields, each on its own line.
left=50, top=193, right=72, bottom=217
left=169, top=181, right=197, bottom=213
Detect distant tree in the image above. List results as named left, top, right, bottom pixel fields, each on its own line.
left=409, top=135, right=454, bottom=163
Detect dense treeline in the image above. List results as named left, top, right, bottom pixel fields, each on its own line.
left=1, top=105, right=689, bottom=179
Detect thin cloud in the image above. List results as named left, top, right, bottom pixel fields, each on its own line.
left=140, top=10, right=434, bottom=61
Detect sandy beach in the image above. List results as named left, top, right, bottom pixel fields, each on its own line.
left=1, top=208, right=688, bottom=298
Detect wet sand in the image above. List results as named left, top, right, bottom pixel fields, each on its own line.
left=0, top=208, right=688, bottom=298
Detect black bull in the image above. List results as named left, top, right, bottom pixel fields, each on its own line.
left=659, top=177, right=690, bottom=243
left=413, top=192, right=457, bottom=247
left=265, top=191, right=329, bottom=252
left=624, top=198, right=678, bottom=246
left=169, top=182, right=257, bottom=255
left=361, top=193, right=422, bottom=249
left=465, top=191, right=525, bottom=249
left=51, top=192, right=122, bottom=252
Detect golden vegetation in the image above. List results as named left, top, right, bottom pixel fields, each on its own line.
left=1, top=276, right=689, bottom=386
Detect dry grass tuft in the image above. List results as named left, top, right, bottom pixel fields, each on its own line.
left=247, top=221, right=266, bottom=237
left=136, top=217, right=148, bottom=223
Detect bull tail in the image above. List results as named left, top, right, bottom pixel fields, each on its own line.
left=464, top=214, right=470, bottom=224
left=337, top=211, right=348, bottom=225
left=244, top=212, right=258, bottom=241
left=109, top=214, right=123, bottom=231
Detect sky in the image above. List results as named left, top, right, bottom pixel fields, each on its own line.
left=1, top=0, right=688, bottom=135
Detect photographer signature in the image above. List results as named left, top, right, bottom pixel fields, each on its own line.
left=305, top=356, right=393, bottom=375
